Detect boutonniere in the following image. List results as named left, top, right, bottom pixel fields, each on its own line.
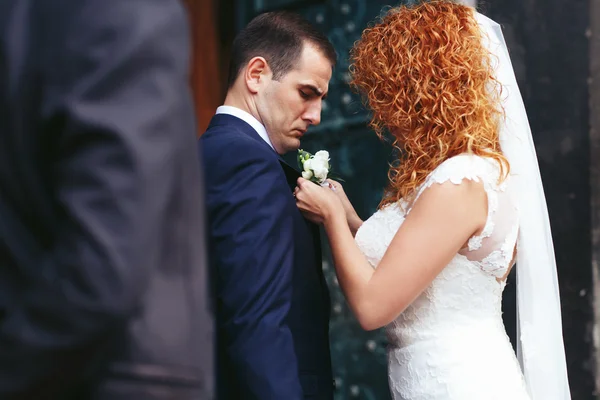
left=297, top=149, right=343, bottom=186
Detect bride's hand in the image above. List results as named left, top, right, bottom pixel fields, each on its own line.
left=295, top=178, right=344, bottom=225
left=325, top=179, right=363, bottom=235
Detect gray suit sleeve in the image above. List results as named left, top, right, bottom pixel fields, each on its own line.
left=0, top=0, right=197, bottom=394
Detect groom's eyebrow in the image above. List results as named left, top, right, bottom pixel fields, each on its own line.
left=302, top=84, right=328, bottom=100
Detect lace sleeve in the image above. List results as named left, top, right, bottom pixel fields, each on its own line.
left=407, top=154, right=518, bottom=278
left=409, top=154, right=502, bottom=209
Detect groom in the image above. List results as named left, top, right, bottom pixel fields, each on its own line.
left=199, top=11, right=336, bottom=400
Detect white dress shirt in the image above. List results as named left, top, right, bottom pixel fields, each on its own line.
left=216, top=105, right=274, bottom=150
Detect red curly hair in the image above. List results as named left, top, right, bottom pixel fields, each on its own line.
left=349, top=0, right=508, bottom=207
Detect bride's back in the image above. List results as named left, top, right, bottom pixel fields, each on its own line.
left=355, top=154, right=529, bottom=399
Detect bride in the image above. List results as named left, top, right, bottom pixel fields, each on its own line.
left=294, top=1, right=571, bottom=399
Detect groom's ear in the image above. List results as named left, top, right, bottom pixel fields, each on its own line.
left=245, top=57, right=270, bottom=94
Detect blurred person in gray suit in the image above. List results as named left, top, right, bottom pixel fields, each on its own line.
left=0, top=0, right=213, bottom=398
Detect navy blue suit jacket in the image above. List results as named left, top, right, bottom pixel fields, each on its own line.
left=200, top=114, right=333, bottom=399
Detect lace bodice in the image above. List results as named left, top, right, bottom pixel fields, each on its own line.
left=355, top=154, right=529, bottom=399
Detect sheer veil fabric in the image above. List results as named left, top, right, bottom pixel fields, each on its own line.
left=475, top=12, right=571, bottom=399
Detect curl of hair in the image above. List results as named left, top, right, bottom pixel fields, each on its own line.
left=349, top=1, right=509, bottom=207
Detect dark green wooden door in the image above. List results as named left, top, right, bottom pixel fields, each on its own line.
left=234, top=1, right=410, bottom=398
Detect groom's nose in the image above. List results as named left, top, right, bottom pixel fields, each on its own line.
left=302, top=101, right=321, bottom=125
left=303, top=102, right=322, bottom=126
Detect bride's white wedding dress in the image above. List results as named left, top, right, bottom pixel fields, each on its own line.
left=355, top=154, right=531, bottom=400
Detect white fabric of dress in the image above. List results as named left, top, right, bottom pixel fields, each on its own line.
left=355, top=154, right=531, bottom=400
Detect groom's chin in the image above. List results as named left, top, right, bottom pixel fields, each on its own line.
left=280, top=138, right=302, bottom=154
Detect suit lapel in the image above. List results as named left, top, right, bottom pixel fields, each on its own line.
left=278, top=159, right=301, bottom=192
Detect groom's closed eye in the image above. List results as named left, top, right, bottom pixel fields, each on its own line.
left=299, top=85, right=327, bottom=100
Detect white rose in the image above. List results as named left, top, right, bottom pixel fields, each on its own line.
left=314, top=150, right=329, bottom=162
left=311, top=158, right=329, bottom=182
left=303, top=158, right=313, bottom=172
left=302, top=170, right=313, bottom=180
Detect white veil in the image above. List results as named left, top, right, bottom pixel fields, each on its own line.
left=475, top=12, right=571, bottom=399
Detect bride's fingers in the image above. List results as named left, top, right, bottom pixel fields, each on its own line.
left=297, top=177, right=312, bottom=188
left=295, top=188, right=307, bottom=205
left=324, top=179, right=341, bottom=192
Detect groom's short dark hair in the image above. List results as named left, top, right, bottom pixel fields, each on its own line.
left=227, top=11, right=336, bottom=88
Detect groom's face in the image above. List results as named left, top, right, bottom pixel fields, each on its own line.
left=257, top=43, right=332, bottom=154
